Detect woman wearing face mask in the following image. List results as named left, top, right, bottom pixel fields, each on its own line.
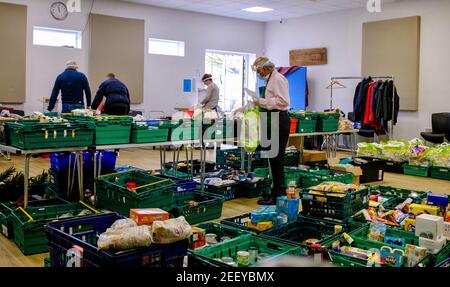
left=251, top=56, right=291, bottom=205
left=199, top=74, right=220, bottom=112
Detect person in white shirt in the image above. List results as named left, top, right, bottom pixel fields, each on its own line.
left=251, top=57, right=291, bottom=205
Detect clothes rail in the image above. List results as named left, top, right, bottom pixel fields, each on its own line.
left=329, top=76, right=397, bottom=140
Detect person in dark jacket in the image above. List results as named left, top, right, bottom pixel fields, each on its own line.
left=48, top=60, right=92, bottom=113
left=91, top=73, right=131, bottom=116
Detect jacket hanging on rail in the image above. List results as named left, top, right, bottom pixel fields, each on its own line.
left=352, top=78, right=400, bottom=134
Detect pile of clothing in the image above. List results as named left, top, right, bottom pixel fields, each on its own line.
left=353, top=77, right=400, bottom=134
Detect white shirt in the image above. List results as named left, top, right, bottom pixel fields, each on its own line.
left=259, top=70, right=290, bottom=111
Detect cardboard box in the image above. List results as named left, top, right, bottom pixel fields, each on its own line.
left=130, top=208, right=169, bottom=225
left=301, top=150, right=327, bottom=164
left=419, top=236, right=447, bottom=254
left=408, top=204, right=439, bottom=216
left=404, top=218, right=416, bottom=232
left=328, top=158, right=363, bottom=184
left=415, top=214, right=444, bottom=240
left=444, top=222, right=450, bottom=239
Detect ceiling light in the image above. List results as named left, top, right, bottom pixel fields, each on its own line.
left=242, top=6, right=274, bottom=13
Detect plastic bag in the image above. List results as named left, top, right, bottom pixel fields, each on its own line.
left=110, top=218, right=137, bottom=230
left=152, top=216, right=193, bottom=244
left=240, top=107, right=260, bottom=153
left=97, top=225, right=153, bottom=251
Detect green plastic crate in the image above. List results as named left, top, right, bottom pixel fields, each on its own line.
left=238, top=178, right=272, bottom=199
left=95, top=170, right=175, bottom=216
left=170, top=191, right=224, bottom=225
left=285, top=150, right=300, bottom=167
left=205, top=181, right=239, bottom=201
left=403, top=164, right=430, bottom=177
left=300, top=186, right=370, bottom=221
left=290, top=113, right=318, bottom=133
left=350, top=225, right=419, bottom=249
left=190, top=234, right=301, bottom=267
left=161, top=169, right=192, bottom=179
left=369, top=186, right=429, bottom=202
left=0, top=204, right=13, bottom=239
left=170, top=120, right=201, bottom=141
left=301, top=169, right=354, bottom=188
left=131, top=124, right=169, bottom=143
left=62, top=114, right=133, bottom=145
left=10, top=201, right=101, bottom=255
left=316, top=113, right=340, bottom=132
left=261, top=215, right=346, bottom=256
left=44, top=257, right=51, bottom=268
left=203, top=119, right=235, bottom=140
left=7, top=120, right=94, bottom=149
left=327, top=227, right=429, bottom=267
left=430, top=166, right=450, bottom=181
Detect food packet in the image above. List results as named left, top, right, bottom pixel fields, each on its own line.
left=97, top=225, right=153, bottom=251
left=152, top=216, right=193, bottom=244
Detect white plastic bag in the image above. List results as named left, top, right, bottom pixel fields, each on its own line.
left=97, top=225, right=153, bottom=251
left=152, top=216, right=193, bottom=244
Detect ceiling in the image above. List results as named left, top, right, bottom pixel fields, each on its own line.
left=122, top=0, right=398, bottom=22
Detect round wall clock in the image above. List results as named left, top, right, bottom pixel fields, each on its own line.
left=50, top=1, right=69, bottom=21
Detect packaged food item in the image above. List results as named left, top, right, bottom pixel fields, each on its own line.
left=237, top=251, right=250, bottom=267
left=98, top=225, right=152, bottom=251
left=367, top=221, right=387, bottom=242
left=380, top=246, right=404, bottom=267
left=130, top=208, right=169, bottom=225
left=409, top=204, right=439, bottom=216
left=415, top=214, right=444, bottom=240
left=404, top=244, right=427, bottom=267
left=248, top=221, right=273, bottom=231
left=419, top=237, right=446, bottom=254
left=248, top=247, right=258, bottom=265
left=205, top=233, right=218, bottom=246
left=190, top=227, right=206, bottom=249
left=152, top=216, right=193, bottom=244
left=334, top=225, right=343, bottom=234
left=404, top=218, right=416, bottom=232
left=342, top=233, right=354, bottom=245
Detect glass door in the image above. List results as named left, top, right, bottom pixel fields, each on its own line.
left=205, top=50, right=256, bottom=113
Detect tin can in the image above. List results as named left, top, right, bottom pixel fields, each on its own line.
left=237, top=251, right=250, bottom=267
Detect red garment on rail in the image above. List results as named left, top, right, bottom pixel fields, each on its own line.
left=363, top=83, right=375, bottom=126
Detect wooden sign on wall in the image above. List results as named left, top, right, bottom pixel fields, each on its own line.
left=290, top=48, right=327, bottom=66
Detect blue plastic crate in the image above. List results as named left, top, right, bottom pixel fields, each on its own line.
left=45, top=213, right=188, bottom=267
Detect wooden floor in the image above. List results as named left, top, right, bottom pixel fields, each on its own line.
left=0, top=148, right=449, bottom=267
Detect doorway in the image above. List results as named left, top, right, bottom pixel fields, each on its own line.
left=205, top=50, right=256, bottom=113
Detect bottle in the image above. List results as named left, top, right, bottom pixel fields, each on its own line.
left=248, top=247, right=259, bottom=265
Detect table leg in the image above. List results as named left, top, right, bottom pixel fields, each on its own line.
left=352, top=133, right=357, bottom=156
left=79, top=152, right=84, bottom=201
left=240, top=148, right=245, bottom=172
left=23, top=154, right=31, bottom=208
left=190, top=145, right=194, bottom=178
left=93, top=151, right=97, bottom=198
left=67, top=153, right=72, bottom=199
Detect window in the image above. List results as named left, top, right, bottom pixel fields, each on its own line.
left=33, top=26, right=82, bottom=49
left=148, top=38, right=185, bottom=57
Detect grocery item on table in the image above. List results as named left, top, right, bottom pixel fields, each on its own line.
left=97, top=224, right=152, bottom=251
left=307, top=181, right=366, bottom=193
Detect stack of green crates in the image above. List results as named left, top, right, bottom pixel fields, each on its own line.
left=170, top=120, right=200, bottom=141
left=316, top=113, right=340, bottom=132
left=8, top=201, right=101, bottom=255
left=6, top=120, right=95, bottom=149
left=0, top=203, right=13, bottom=239
left=131, top=122, right=170, bottom=144
left=290, top=112, right=318, bottom=133
left=95, top=170, right=176, bottom=216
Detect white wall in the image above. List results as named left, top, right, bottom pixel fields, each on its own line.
left=2, top=0, right=265, bottom=115
left=265, top=0, right=450, bottom=140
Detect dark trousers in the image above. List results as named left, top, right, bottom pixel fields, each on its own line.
left=62, top=103, right=84, bottom=113
left=263, top=111, right=290, bottom=199
left=104, top=103, right=130, bottom=116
